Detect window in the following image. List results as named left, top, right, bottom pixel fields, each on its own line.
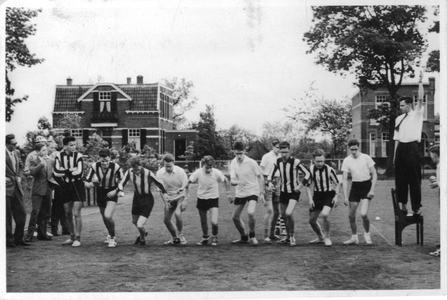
left=381, top=132, right=389, bottom=157
left=413, top=94, right=428, bottom=120
left=99, top=91, right=111, bottom=112
left=369, top=133, right=376, bottom=157
left=375, top=95, right=390, bottom=109
left=71, top=129, right=83, bottom=144
left=129, top=129, right=141, bottom=150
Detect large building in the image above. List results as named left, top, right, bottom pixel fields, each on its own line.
left=52, top=76, right=197, bottom=159
left=350, top=76, right=440, bottom=159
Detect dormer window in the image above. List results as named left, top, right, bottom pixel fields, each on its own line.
left=99, top=91, right=111, bottom=112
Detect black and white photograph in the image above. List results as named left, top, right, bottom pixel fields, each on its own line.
left=2, top=0, right=445, bottom=299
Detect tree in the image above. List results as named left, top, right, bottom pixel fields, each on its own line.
left=56, top=113, right=82, bottom=130
left=304, top=6, right=428, bottom=174
left=37, top=116, right=52, bottom=130
left=162, top=77, right=198, bottom=129
left=220, top=124, right=257, bottom=153
left=426, top=7, right=440, bottom=72
left=192, top=105, right=227, bottom=160
left=6, top=8, right=44, bottom=122
left=260, top=120, right=303, bottom=149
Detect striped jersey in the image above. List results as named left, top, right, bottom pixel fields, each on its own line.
left=309, top=164, right=339, bottom=192
left=53, top=150, right=84, bottom=182
left=119, top=168, right=167, bottom=195
left=85, top=162, right=124, bottom=189
left=268, top=157, right=311, bottom=193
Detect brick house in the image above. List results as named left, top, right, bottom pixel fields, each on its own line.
left=350, top=76, right=440, bottom=159
left=52, top=76, right=197, bottom=158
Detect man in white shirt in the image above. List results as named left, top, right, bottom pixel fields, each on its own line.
left=260, top=138, right=281, bottom=243
left=156, top=153, right=189, bottom=245
left=182, top=155, right=231, bottom=246
left=393, top=95, right=424, bottom=215
left=230, top=141, right=265, bottom=245
left=341, top=139, right=377, bottom=245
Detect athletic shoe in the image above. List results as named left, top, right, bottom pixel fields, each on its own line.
left=364, top=232, right=373, bottom=245
left=46, top=232, right=53, bottom=237
left=231, top=238, right=249, bottom=244
left=179, top=234, right=187, bottom=245
left=105, top=235, right=111, bottom=244
left=289, top=236, right=297, bottom=247
left=164, top=237, right=181, bottom=245
left=343, top=235, right=359, bottom=245
left=269, top=234, right=281, bottom=241
left=134, top=232, right=148, bottom=245
left=61, top=239, right=74, bottom=246
left=250, top=237, right=259, bottom=245
left=429, top=249, right=441, bottom=257
left=281, top=229, right=287, bottom=237
left=72, top=240, right=81, bottom=247
left=263, top=237, right=272, bottom=244
left=196, top=237, right=209, bottom=246
left=33, top=231, right=38, bottom=237
left=324, top=237, right=332, bottom=247
left=309, top=237, right=325, bottom=244
left=278, top=237, right=290, bottom=244
left=108, top=238, right=117, bottom=248
left=139, top=240, right=146, bottom=246
left=211, top=236, right=218, bottom=246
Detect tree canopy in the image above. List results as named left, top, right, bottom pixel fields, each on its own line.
left=6, top=7, right=44, bottom=122
left=162, top=77, right=198, bottom=129
left=304, top=6, right=428, bottom=173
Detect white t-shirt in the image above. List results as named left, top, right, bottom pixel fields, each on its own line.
left=341, top=153, right=375, bottom=182
left=230, top=156, right=262, bottom=198
left=260, top=150, right=279, bottom=176
left=189, top=168, right=226, bottom=199
left=156, top=166, right=188, bottom=196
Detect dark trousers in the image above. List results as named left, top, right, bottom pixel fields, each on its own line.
left=51, top=187, right=68, bottom=233
left=27, top=187, right=52, bottom=239
left=395, top=141, right=422, bottom=211
left=6, top=187, right=27, bottom=244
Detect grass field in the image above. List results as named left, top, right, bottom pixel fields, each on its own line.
left=5, top=179, right=442, bottom=297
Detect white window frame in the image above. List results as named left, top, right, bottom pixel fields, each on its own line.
left=369, top=133, right=376, bottom=157
left=128, top=129, right=141, bottom=150
left=71, top=129, right=83, bottom=138
left=381, top=132, right=389, bottom=157
left=375, top=95, right=390, bottom=109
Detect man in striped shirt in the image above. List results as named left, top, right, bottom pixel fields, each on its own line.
left=118, top=156, right=168, bottom=246
left=306, top=149, right=340, bottom=247
left=267, top=141, right=311, bottom=246
left=84, top=149, right=123, bottom=248
left=53, top=136, right=85, bottom=247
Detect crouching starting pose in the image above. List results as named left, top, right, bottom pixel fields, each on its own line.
left=118, top=156, right=168, bottom=246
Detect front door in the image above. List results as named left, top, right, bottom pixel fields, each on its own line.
left=174, top=139, right=186, bottom=160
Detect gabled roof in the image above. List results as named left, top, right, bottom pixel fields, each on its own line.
left=54, top=82, right=169, bottom=112
left=77, top=83, right=132, bottom=102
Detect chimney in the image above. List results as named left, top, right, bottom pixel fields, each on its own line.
left=127, top=77, right=131, bottom=84
left=137, top=75, right=143, bottom=84
left=67, top=77, right=72, bottom=86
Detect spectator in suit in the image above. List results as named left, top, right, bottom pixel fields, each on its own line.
left=5, top=134, right=30, bottom=247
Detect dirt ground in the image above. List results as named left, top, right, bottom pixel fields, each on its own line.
left=5, top=180, right=442, bottom=296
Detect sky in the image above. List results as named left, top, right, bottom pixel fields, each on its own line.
left=2, top=0, right=442, bottom=145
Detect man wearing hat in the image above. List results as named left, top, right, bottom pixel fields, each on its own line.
left=260, top=138, right=281, bottom=243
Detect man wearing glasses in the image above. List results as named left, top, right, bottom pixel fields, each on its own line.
left=230, top=141, right=265, bottom=245
left=341, top=139, right=377, bottom=245
left=5, top=134, right=29, bottom=247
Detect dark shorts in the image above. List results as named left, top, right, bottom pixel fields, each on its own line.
left=96, top=187, right=118, bottom=208
left=234, top=195, right=258, bottom=206
left=131, top=193, right=155, bottom=218
left=197, top=198, right=219, bottom=211
left=349, top=180, right=372, bottom=202
left=279, top=192, right=300, bottom=205
left=61, top=180, right=86, bottom=204
left=310, top=191, right=336, bottom=212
